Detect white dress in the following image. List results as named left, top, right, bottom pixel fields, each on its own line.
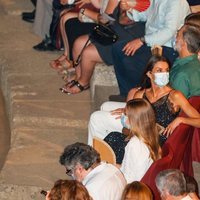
left=120, top=136, right=153, bottom=183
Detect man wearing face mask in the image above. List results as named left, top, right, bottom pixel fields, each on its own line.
left=59, top=142, right=126, bottom=200
left=110, top=0, right=190, bottom=99
left=170, top=24, right=200, bottom=99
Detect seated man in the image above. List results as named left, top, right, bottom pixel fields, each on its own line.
left=112, top=0, right=190, bottom=98
left=155, top=169, right=199, bottom=200
left=170, top=24, right=200, bottom=98
left=59, top=142, right=126, bottom=200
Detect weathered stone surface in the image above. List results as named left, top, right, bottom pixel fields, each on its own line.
left=0, top=182, right=44, bottom=200
left=0, top=0, right=91, bottom=199
left=90, top=63, right=118, bottom=99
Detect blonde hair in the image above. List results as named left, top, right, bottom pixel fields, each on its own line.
left=48, top=179, right=92, bottom=200
left=126, top=98, right=161, bottom=161
left=121, top=181, right=153, bottom=200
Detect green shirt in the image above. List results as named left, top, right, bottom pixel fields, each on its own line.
left=170, top=55, right=200, bottom=98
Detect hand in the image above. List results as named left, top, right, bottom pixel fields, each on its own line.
left=122, top=38, right=143, bottom=56
left=97, top=14, right=109, bottom=24
left=60, top=0, right=68, bottom=5
left=75, top=0, right=90, bottom=8
left=110, top=108, right=125, bottom=119
left=120, top=0, right=130, bottom=11
left=163, top=117, right=183, bottom=137
left=45, top=191, right=50, bottom=200
left=78, top=9, right=84, bottom=22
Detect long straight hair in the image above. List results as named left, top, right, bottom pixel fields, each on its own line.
left=126, top=98, right=161, bottom=161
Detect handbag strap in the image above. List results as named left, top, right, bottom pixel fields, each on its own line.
left=73, top=37, right=91, bottom=68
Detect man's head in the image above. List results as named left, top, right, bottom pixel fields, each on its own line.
left=59, top=142, right=101, bottom=182
left=175, top=24, right=200, bottom=56
left=155, top=169, right=187, bottom=200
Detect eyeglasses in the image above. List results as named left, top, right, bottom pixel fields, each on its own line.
left=65, top=166, right=77, bottom=176
left=66, top=168, right=73, bottom=176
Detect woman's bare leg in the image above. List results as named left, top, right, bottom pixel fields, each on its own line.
left=50, top=12, right=78, bottom=70
left=72, top=35, right=91, bottom=80
left=60, top=12, right=78, bottom=58
left=65, top=42, right=103, bottom=93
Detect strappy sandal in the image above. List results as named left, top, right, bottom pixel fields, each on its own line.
left=50, top=55, right=73, bottom=72
left=59, top=80, right=90, bottom=95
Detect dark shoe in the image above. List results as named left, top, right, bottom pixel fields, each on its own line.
left=22, top=10, right=35, bottom=23
left=109, top=94, right=126, bottom=102
left=33, top=36, right=56, bottom=51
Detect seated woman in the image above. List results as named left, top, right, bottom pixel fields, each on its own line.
left=121, top=181, right=153, bottom=200
left=88, top=55, right=200, bottom=162
left=59, top=0, right=150, bottom=94
left=50, top=0, right=118, bottom=77
left=119, top=98, right=161, bottom=183
left=45, top=179, right=92, bottom=200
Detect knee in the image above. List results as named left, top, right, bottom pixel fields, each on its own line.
left=100, top=101, right=113, bottom=111
left=89, top=111, right=102, bottom=127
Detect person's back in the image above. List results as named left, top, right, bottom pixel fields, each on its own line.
left=83, top=162, right=126, bottom=200
left=59, top=142, right=126, bottom=200
left=170, top=54, right=200, bottom=98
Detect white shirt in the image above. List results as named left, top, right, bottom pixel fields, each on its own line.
left=121, top=136, right=153, bottom=183
left=127, top=0, right=190, bottom=47
left=82, top=162, right=126, bottom=200
left=181, top=195, right=193, bottom=200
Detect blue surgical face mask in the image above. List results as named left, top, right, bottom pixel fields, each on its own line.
left=120, top=114, right=130, bottom=129
left=154, top=72, right=169, bottom=87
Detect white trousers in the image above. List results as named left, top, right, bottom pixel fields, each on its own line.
left=88, top=101, right=126, bottom=145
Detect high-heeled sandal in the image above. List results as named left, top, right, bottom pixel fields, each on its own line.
left=59, top=80, right=90, bottom=95
left=50, top=55, right=73, bottom=72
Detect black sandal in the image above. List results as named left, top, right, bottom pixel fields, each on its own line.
left=59, top=80, right=90, bottom=94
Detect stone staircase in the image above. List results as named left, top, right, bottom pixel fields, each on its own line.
left=0, top=0, right=91, bottom=199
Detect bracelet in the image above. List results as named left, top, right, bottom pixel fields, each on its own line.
left=80, top=8, right=85, bottom=15
left=140, top=36, right=146, bottom=44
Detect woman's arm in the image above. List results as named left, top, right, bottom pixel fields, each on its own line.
left=104, top=0, right=119, bottom=14
left=164, top=91, right=200, bottom=135
left=81, top=8, right=99, bottom=21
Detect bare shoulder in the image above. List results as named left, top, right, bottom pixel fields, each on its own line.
left=169, top=90, right=187, bottom=104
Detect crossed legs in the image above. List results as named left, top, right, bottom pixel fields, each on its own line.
left=61, top=36, right=103, bottom=94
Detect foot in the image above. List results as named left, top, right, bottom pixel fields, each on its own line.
left=33, top=37, right=56, bottom=51
left=60, top=80, right=90, bottom=95
left=50, top=55, right=72, bottom=71
left=61, top=68, right=76, bottom=83
left=22, top=10, right=35, bottom=23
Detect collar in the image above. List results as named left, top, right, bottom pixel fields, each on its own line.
left=82, top=162, right=107, bottom=185
left=173, top=54, right=198, bottom=67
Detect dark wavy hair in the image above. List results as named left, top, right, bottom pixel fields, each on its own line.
left=140, top=55, right=171, bottom=89
left=60, top=142, right=101, bottom=170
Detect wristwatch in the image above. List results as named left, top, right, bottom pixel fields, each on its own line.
left=140, top=36, right=146, bottom=44
left=80, top=8, right=85, bottom=15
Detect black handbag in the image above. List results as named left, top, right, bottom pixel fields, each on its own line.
left=90, top=24, right=118, bottom=45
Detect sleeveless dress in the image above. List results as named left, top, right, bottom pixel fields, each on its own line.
left=104, top=91, right=179, bottom=164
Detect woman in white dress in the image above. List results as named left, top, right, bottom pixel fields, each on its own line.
left=120, top=98, right=161, bottom=183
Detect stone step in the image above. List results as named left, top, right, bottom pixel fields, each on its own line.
left=0, top=182, right=44, bottom=200
left=0, top=0, right=91, bottom=199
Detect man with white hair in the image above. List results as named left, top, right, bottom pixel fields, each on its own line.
left=155, top=169, right=195, bottom=200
